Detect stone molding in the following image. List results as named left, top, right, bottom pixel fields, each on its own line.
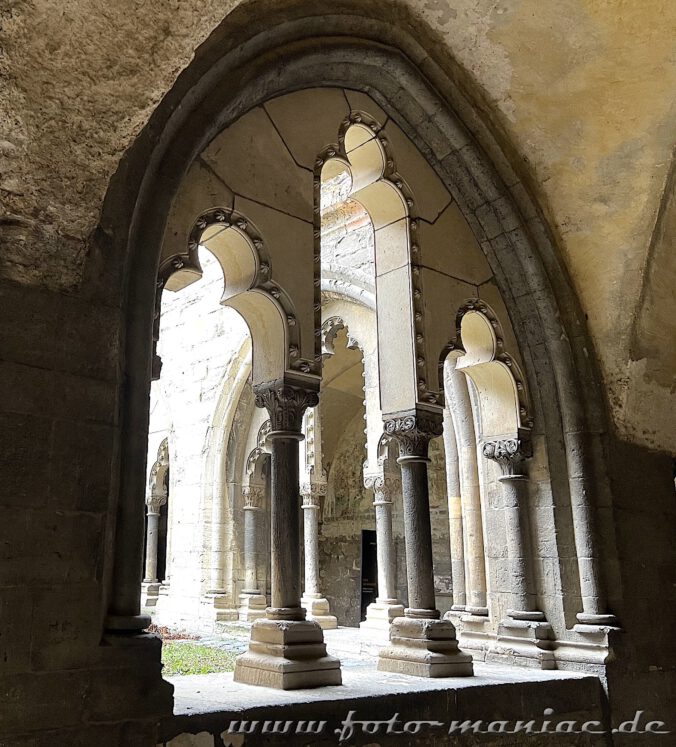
left=384, top=409, right=444, bottom=459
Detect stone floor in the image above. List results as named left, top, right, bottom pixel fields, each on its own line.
left=159, top=626, right=609, bottom=746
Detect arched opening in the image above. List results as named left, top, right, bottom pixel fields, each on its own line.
left=98, top=20, right=621, bottom=731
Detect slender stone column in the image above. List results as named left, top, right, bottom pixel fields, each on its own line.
left=238, top=485, right=266, bottom=621
left=378, top=409, right=473, bottom=677
left=141, top=491, right=166, bottom=607
left=443, top=408, right=466, bottom=611
left=361, top=472, right=404, bottom=633
left=483, top=437, right=554, bottom=668
left=301, top=486, right=337, bottom=629
left=143, top=509, right=160, bottom=583
left=445, top=362, right=488, bottom=616
left=482, top=438, right=543, bottom=619
left=234, top=382, right=341, bottom=689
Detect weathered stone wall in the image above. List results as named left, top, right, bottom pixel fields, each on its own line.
left=2, top=0, right=674, bottom=451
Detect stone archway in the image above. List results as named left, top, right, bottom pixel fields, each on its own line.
left=99, top=9, right=620, bottom=693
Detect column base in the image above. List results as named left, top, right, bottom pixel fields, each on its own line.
left=141, top=582, right=161, bottom=608
left=238, top=592, right=267, bottom=622
left=301, top=595, right=338, bottom=629
left=443, top=609, right=493, bottom=661
left=576, top=612, right=619, bottom=626
left=104, top=613, right=151, bottom=633
left=488, top=616, right=556, bottom=670
left=360, top=600, right=405, bottom=636
left=234, top=617, right=342, bottom=689
left=377, top=617, right=473, bottom=678
left=204, top=592, right=238, bottom=623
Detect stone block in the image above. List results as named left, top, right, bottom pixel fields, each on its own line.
left=48, top=419, right=116, bottom=512
left=378, top=617, right=473, bottom=677
left=0, top=413, right=51, bottom=508
left=234, top=619, right=341, bottom=690
left=0, top=508, right=103, bottom=586
left=29, top=583, right=102, bottom=671
left=0, top=587, right=33, bottom=674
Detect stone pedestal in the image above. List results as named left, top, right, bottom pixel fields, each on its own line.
left=234, top=382, right=341, bottom=689
left=489, top=617, right=555, bottom=669
left=378, top=616, right=473, bottom=677
left=238, top=593, right=267, bottom=622
left=140, top=581, right=161, bottom=608
left=361, top=600, right=405, bottom=638
left=234, top=617, right=341, bottom=689
left=301, top=594, right=338, bottom=629
left=377, top=410, right=473, bottom=678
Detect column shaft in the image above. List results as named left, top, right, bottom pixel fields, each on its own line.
left=243, top=505, right=260, bottom=593
left=374, top=497, right=397, bottom=602
left=270, top=434, right=302, bottom=614
left=143, top=511, right=160, bottom=583
left=303, top=501, right=320, bottom=596
left=500, top=475, right=531, bottom=612
left=443, top=408, right=466, bottom=609
left=399, top=458, right=437, bottom=613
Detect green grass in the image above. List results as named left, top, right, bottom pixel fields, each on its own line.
left=161, top=641, right=238, bottom=676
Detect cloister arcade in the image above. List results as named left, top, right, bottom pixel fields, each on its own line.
left=132, top=87, right=619, bottom=690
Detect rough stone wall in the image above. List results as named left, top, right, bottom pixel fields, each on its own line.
left=1, top=0, right=674, bottom=450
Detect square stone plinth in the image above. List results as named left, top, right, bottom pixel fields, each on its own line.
left=234, top=618, right=341, bottom=690
left=378, top=617, right=473, bottom=677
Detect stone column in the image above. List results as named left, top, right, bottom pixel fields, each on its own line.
left=301, top=485, right=337, bottom=629
left=238, top=485, right=267, bottom=621
left=445, top=362, right=488, bottom=617
left=483, top=437, right=554, bottom=668
left=443, top=408, right=466, bottom=611
left=361, top=472, right=404, bottom=633
left=141, top=492, right=166, bottom=608
left=378, top=410, right=473, bottom=678
left=234, top=382, right=341, bottom=689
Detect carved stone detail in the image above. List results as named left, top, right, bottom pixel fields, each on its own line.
left=364, top=473, right=400, bottom=503
left=254, top=383, right=319, bottom=433
left=384, top=410, right=444, bottom=459
left=482, top=437, right=533, bottom=476
left=301, top=482, right=327, bottom=509
left=242, top=485, right=264, bottom=510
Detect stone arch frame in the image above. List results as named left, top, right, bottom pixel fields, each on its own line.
left=100, top=10, right=619, bottom=633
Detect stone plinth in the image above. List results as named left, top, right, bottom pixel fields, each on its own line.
left=141, top=581, right=161, bottom=608
left=301, top=594, right=338, bottom=629
left=360, top=600, right=405, bottom=637
left=378, top=616, right=473, bottom=677
left=238, top=592, right=267, bottom=622
left=234, top=618, right=342, bottom=689
left=488, top=618, right=556, bottom=670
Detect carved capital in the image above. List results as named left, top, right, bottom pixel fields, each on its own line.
left=146, top=490, right=167, bottom=514
left=301, top=481, right=327, bottom=509
left=242, top=485, right=264, bottom=510
left=253, top=383, right=319, bottom=433
left=364, top=473, right=401, bottom=503
left=384, top=410, right=443, bottom=460
left=482, top=437, right=532, bottom=476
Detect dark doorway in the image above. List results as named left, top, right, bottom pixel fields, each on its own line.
left=360, top=529, right=378, bottom=621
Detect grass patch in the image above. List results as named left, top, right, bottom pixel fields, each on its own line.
left=162, top=641, right=238, bottom=676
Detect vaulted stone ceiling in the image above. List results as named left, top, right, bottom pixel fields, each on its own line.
left=1, top=0, right=673, bottom=450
